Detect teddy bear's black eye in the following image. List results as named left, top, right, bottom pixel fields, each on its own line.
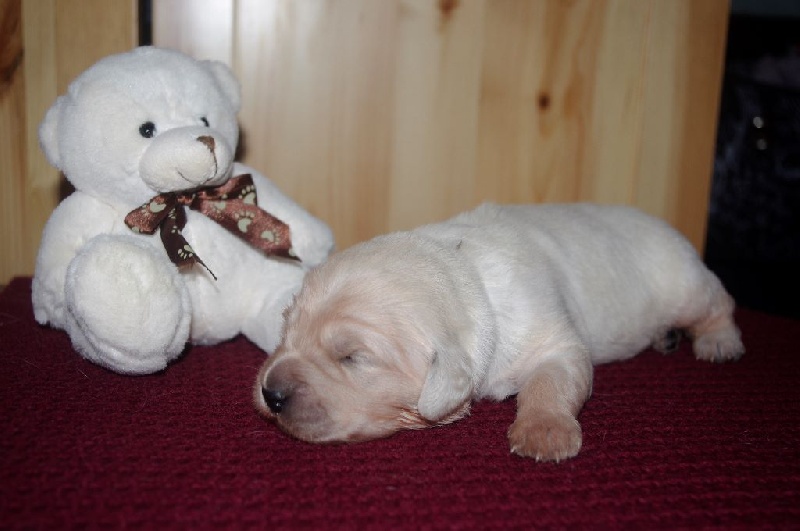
left=200, top=117, right=210, bottom=127
left=139, top=122, right=157, bottom=139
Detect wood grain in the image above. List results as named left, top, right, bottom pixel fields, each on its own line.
left=0, top=0, right=728, bottom=283
left=0, top=0, right=25, bottom=283
left=19, top=0, right=58, bottom=285
left=1, top=0, right=727, bottom=285
left=0, top=0, right=137, bottom=285
left=152, top=0, right=233, bottom=64
left=154, top=0, right=729, bottom=254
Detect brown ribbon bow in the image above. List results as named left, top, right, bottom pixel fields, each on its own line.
left=125, top=174, right=298, bottom=279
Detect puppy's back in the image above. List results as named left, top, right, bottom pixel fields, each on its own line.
left=420, top=203, right=718, bottom=364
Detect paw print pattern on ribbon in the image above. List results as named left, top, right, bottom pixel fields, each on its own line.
left=240, top=184, right=256, bottom=205
left=125, top=190, right=216, bottom=279
left=124, top=174, right=297, bottom=280
left=191, top=175, right=297, bottom=260
left=177, top=244, right=197, bottom=261
left=235, top=211, right=255, bottom=233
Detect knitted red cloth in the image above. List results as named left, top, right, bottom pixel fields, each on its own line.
left=2, top=278, right=798, bottom=528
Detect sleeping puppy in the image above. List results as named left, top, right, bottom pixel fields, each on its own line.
left=254, top=203, right=744, bottom=461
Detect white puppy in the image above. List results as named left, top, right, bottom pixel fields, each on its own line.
left=255, top=204, right=744, bottom=461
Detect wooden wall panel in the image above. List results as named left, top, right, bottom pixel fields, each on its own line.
left=0, top=0, right=26, bottom=285
left=234, top=0, right=400, bottom=242
left=154, top=0, right=729, bottom=254
left=0, top=0, right=729, bottom=285
left=152, top=0, right=233, bottom=64
left=0, top=0, right=137, bottom=285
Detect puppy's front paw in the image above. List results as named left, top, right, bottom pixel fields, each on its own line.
left=693, top=327, right=745, bottom=363
left=508, top=411, right=582, bottom=462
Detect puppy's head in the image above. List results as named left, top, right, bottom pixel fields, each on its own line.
left=254, top=238, right=475, bottom=443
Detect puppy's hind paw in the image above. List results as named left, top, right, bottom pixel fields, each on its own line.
left=508, top=412, right=582, bottom=462
left=693, top=328, right=745, bottom=363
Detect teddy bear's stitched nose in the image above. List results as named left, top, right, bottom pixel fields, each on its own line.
left=197, top=135, right=215, bottom=153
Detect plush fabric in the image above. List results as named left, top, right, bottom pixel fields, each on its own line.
left=2, top=277, right=798, bottom=528
left=32, top=46, right=333, bottom=375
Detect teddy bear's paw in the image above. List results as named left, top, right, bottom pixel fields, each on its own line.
left=65, top=235, right=191, bottom=374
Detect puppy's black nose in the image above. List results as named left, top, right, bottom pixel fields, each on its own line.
left=262, top=387, right=288, bottom=414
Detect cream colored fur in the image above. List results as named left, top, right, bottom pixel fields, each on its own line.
left=255, top=203, right=744, bottom=461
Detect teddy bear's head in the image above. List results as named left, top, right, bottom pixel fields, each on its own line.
left=39, top=47, right=242, bottom=207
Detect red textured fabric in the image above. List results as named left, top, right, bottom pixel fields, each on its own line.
left=2, top=277, right=799, bottom=529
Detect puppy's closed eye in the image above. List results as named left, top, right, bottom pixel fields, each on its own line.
left=339, top=352, right=360, bottom=366
left=336, top=350, right=377, bottom=370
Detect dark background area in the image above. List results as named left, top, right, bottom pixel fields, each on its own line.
left=705, top=4, right=800, bottom=319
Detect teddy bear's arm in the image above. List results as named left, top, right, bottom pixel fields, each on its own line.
left=32, top=193, right=119, bottom=328
left=237, top=163, right=335, bottom=268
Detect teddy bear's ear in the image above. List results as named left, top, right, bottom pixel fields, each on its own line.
left=204, top=60, right=241, bottom=113
left=38, top=96, right=65, bottom=169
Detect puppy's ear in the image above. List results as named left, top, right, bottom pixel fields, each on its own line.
left=417, top=338, right=473, bottom=422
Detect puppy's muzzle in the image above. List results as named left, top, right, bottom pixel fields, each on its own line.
left=258, top=359, right=298, bottom=417
left=257, top=362, right=335, bottom=441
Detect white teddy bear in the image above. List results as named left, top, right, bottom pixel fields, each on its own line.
left=32, top=47, right=334, bottom=374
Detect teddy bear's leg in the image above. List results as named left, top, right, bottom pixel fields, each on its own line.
left=64, top=235, right=191, bottom=374
left=241, top=265, right=307, bottom=354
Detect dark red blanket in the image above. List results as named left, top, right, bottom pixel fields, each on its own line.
left=1, top=277, right=798, bottom=529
